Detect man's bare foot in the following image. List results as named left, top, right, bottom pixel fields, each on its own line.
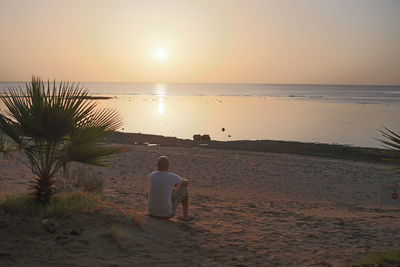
left=178, top=215, right=196, bottom=222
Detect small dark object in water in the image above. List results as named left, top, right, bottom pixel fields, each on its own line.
left=228, top=135, right=231, bottom=137
left=193, top=134, right=201, bottom=141
left=201, top=134, right=211, bottom=141
left=222, top=127, right=225, bottom=132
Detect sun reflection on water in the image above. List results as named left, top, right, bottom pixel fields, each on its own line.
left=155, top=83, right=166, bottom=115
left=158, top=96, right=164, bottom=114
left=154, top=83, right=167, bottom=95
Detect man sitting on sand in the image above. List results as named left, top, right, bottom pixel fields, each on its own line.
left=147, top=156, right=195, bottom=221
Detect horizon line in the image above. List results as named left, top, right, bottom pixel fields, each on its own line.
left=1, top=80, right=399, bottom=87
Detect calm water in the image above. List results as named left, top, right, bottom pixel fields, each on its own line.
left=1, top=82, right=400, bottom=147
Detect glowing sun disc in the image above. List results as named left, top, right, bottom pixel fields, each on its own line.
left=155, top=48, right=167, bottom=60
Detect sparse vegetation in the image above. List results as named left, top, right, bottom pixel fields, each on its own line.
left=44, top=191, right=102, bottom=217
left=0, top=190, right=101, bottom=217
left=0, top=193, right=42, bottom=216
left=58, top=164, right=104, bottom=193
left=357, top=248, right=400, bottom=266
left=0, top=77, right=122, bottom=203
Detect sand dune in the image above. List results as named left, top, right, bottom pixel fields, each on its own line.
left=1, top=144, right=399, bottom=266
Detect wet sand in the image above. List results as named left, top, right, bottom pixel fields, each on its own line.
left=0, top=142, right=399, bottom=266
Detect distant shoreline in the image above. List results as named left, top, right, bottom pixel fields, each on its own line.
left=105, top=131, right=389, bottom=164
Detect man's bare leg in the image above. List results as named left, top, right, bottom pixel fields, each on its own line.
left=181, top=186, right=189, bottom=220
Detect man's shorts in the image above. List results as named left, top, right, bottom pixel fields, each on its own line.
left=171, top=186, right=187, bottom=214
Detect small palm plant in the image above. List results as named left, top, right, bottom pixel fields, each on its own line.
left=378, top=126, right=400, bottom=174
left=0, top=77, right=122, bottom=203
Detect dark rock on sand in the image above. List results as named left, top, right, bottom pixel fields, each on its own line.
left=201, top=134, right=211, bottom=141
left=193, top=134, right=201, bottom=141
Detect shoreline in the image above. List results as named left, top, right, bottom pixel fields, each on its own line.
left=106, top=131, right=389, bottom=164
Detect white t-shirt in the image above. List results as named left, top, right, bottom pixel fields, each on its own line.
left=147, top=171, right=184, bottom=217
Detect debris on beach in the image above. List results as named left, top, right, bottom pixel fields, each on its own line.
left=222, top=127, right=225, bottom=132
left=147, top=144, right=159, bottom=147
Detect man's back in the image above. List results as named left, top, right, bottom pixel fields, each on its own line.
left=147, top=171, right=183, bottom=217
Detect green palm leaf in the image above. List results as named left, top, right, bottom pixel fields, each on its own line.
left=377, top=126, right=400, bottom=174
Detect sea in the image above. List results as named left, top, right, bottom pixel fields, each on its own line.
left=1, top=82, right=400, bottom=148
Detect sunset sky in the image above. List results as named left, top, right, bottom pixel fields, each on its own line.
left=0, top=0, right=399, bottom=85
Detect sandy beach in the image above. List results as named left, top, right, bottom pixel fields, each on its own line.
left=1, top=137, right=399, bottom=266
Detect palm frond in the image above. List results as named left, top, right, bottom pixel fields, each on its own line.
left=62, top=126, right=122, bottom=166
left=0, top=135, right=18, bottom=159
left=81, top=108, right=123, bottom=131
left=1, top=77, right=99, bottom=142
left=0, top=114, right=22, bottom=145
left=378, top=126, right=400, bottom=175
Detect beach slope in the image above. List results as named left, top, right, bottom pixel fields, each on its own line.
left=0, top=143, right=399, bottom=266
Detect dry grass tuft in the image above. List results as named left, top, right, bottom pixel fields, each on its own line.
left=0, top=190, right=102, bottom=217
left=0, top=193, right=41, bottom=216
left=357, top=248, right=400, bottom=266
left=103, top=224, right=125, bottom=246
left=44, top=191, right=102, bottom=217
left=130, top=212, right=145, bottom=228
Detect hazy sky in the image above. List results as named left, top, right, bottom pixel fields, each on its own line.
left=0, top=0, right=399, bottom=84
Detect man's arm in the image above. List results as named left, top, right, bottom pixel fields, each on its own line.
left=175, top=178, right=189, bottom=187
left=180, top=179, right=189, bottom=187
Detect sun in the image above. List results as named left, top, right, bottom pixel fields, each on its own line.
left=154, top=48, right=167, bottom=61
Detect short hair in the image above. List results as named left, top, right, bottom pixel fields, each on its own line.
left=157, top=156, right=169, bottom=170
